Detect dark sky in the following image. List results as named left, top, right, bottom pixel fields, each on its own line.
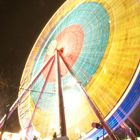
left=0, top=0, right=65, bottom=132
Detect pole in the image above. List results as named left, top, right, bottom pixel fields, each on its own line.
left=59, top=51, right=117, bottom=140
left=114, top=110, right=136, bottom=140
left=26, top=56, right=55, bottom=135
left=121, top=123, right=136, bottom=140
left=55, top=50, right=67, bottom=136
left=80, top=86, right=117, bottom=140
left=103, top=127, right=104, bottom=140
left=0, top=105, right=10, bottom=140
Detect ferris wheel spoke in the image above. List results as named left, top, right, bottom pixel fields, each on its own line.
left=26, top=55, right=55, bottom=135
left=0, top=55, right=55, bottom=129
left=59, top=51, right=117, bottom=140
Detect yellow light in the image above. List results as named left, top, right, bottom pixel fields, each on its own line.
left=81, top=132, right=86, bottom=137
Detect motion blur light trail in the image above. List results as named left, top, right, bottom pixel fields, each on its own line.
left=17, top=0, right=140, bottom=139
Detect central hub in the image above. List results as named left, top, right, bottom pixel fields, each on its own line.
left=47, top=40, right=64, bottom=56
left=59, top=47, right=64, bottom=54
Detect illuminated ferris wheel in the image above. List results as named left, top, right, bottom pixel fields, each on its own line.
left=0, top=0, right=140, bottom=140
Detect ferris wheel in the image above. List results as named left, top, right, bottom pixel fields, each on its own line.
left=0, top=0, right=140, bottom=140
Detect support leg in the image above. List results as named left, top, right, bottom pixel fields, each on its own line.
left=0, top=55, right=54, bottom=129
left=121, top=123, right=136, bottom=140
left=26, top=56, right=55, bottom=135
left=59, top=51, right=117, bottom=140
left=55, top=50, right=67, bottom=137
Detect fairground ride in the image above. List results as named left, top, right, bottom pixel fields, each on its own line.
left=0, top=0, right=140, bottom=140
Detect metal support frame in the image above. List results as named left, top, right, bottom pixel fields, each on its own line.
left=0, top=51, right=68, bottom=139
left=0, top=48, right=130, bottom=140
left=55, top=50, right=67, bottom=137
left=0, top=55, right=54, bottom=128
left=79, top=85, right=117, bottom=140
left=121, top=123, right=136, bottom=140
left=119, top=107, right=140, bottom=132
left=59, top=51, right=117, bottom=140
left=114, top=108, right=136, bottom=140
left=26, top=56, right=55, bottom=134
left=0, top=105, right=10, bottom=140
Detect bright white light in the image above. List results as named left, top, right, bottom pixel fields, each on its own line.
left=19, top=129, right=26, bottom=138
left=63, top=45, right=69, bottom=56
left=66, top=77, right=77, bottom=87
left=64, top=87, right=82, bottom=111
left=43, top=138, right=52, bottom=140
left=51, top=40, right=57, bottom=48
left=11, top=134, right=20, bottom=140
left=81, top=132, right=86, bottom=137
left=2, top=132, right=8, bottom=140
left=2, top=132, right=20, bottom=140
left=47, top=40, right=57, bottom=56
left=50, top=123, right=55, bottom=130
left=33, top=130, right=40, bottom=138
left=75, top=128, right=80, bottom=135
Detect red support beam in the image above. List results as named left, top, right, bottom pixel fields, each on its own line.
left=121, top=123, right=136, bottom=140
left=59, top=51, right=117, bottom=140
left=119, top=108, right=140, bottom=132
left=26, top=56, right=55, bottom=135
left=0, top=55, right=55, bottom=128
left=55, top=50, right=67, bottom=137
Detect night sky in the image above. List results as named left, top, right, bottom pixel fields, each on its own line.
left=0, top=0, right=65, bottom=132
